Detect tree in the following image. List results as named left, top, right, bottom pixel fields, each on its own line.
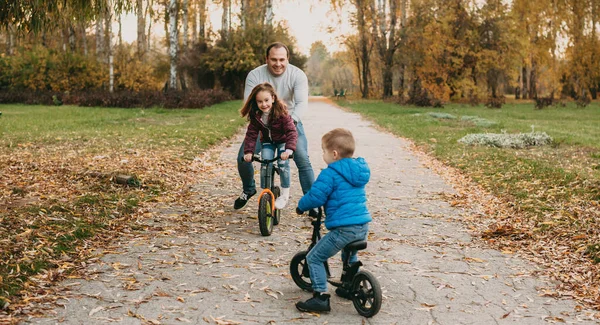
left=371, top=0, right=403, bottom=98
left=168, top=0, right=178, bottom=90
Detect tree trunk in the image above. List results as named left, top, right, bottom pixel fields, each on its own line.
left=96, top=13, right=104, bottom=61
left=192, top=0, right=197, bottom=44
left=240, top=0, right=247, bottom=30
left=169, top=0, right=178, bottom=90
left=521, top=65, right=528, bottom=99
left=198, top=0, right=206, bottom=39
left=137, top=0, right=146, bottom=59
left=68, top=24, right=76, bottom=52
left=265, top=0, right=274, bottom=27
left=221, top=0, right=231, bottom=40
left=118, top=13, right=123, bottom=47
left=81, top=22, right=88, bottom=56
left=530, top=58, right=537, bottom=99
left=106, top=3, right=114, bottom=92
left=355, top=0, right=370, bottom=98
left=7, top=24, right=15, bottom=55
left=146, top=0, right=153, bottom=53
left=183, top=0, right=189, bottom=49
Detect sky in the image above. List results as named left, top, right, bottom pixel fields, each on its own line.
left=119, top=1, right=352, bottom=56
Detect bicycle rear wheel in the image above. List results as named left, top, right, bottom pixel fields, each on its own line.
left=258, top=192, right=274, bottom=236
left=351, top=270, right=382, bottom=317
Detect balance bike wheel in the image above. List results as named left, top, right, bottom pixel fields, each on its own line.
left=351, top=270, right=382, bottom=317
left=290, top=251, right=313, bottom=291
left=258, top=192, right=274, bottom=236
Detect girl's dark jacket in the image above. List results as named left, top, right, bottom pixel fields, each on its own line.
left=243, top=107, right=298, bottom=155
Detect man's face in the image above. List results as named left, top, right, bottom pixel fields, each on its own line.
left=266, top=47, right=289, bottom=76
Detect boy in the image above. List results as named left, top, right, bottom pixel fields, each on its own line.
left=295, top=128, right=372, bottom=313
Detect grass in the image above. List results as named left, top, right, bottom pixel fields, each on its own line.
left=0, top=101, right=245, bottom=310
left=0, top=102, right=245, bottom=157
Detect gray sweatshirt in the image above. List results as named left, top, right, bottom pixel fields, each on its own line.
left=243, top=64, right=309, bottom=123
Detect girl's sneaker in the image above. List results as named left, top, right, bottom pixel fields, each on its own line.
left=275, top=195, right=289, bottom=209
left=275, top=187, right=290, bottom=209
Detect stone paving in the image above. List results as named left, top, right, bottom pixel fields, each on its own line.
left=21, top=97, right=598, bottom=325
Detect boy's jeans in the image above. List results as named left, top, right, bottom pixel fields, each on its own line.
left=237, top=121, right=314, bottom=194
left=306, top=223, right=369, bottom=293
left=260, top=142, right=290, bottom=188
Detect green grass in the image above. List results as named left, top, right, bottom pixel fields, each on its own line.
left=338, top=99, right=600, bottom=227
left=0, top=101, right=246, bottom=156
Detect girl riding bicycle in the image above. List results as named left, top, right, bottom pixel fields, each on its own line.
left=241, top=82, right=298, bottom=209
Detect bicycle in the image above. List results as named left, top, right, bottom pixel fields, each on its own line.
left=248, top=150, right=292, bottom=236
left=289, top=208, right=382, bottom=317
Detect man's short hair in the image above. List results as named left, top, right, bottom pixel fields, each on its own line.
left=266, top=42, right=290, bottom=59
left=322, top=128, right=355, bottom=158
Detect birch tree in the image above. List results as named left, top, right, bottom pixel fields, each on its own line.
left=168, top=0, right=178, bottom=90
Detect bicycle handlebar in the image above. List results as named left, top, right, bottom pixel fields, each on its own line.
left=247, top=152, right=294, bottom=164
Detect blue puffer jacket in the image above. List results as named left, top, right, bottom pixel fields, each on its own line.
left=298, top=157, right=371, bottom=229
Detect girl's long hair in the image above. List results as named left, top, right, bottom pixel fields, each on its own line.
left=240, top=82, right=288, bottom=121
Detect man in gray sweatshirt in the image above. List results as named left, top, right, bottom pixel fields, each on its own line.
left=234, top=42, right=315, bottom=210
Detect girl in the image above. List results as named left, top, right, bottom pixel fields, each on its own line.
left=240, top=82, right=298, bottom=209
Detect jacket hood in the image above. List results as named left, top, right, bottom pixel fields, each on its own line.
left=329, top=157, right=370, bottom=187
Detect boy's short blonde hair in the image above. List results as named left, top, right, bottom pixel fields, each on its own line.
left=322, top=128, right=355, bottom=158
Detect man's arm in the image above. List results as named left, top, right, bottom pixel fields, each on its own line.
left=291, top=70, right=309, bottom=122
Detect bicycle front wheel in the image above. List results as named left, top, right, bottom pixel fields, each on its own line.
left=258, top=192, right=274, bottom=236
left=290, top=251, right=313, bottom=291
left=351, top=270, right=382, bottom=317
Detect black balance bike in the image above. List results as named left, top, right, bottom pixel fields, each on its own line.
left=289, top=208, right=382, bottom=317
left=248, top=151, right=292, bottom=236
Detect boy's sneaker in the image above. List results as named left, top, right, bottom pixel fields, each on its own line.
left=335, top=287, right=352, bottom=300
left=233, top=190, right=257, bottom=210
left=275, top=195, right=289, bottom=209
left=296, top=292, right=331, bottom=313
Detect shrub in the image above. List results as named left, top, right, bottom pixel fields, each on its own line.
left=576, top=95, right=591, bottom=108
left=458, top=130, right=553, bottom=149
left=534, top=96, right=554, bottom=109
left=485, top=96, right=505, bottom=109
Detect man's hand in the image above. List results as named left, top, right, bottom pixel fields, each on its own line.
left=244, top=153, right=253, bottom=162
left=280, top=152, right=289, bottom=160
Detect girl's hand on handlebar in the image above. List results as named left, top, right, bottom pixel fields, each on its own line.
left=244, top=153, right=253, bottom=162
left=295, top=207, right=304, bottom=215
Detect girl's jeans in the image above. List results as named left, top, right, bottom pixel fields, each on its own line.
left=306, top=223, right=369, bottom=293
left=260, top=142, right=290, bottom=188
left=237, top=121, right=314, bottom=194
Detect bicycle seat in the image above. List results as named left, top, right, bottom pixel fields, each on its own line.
left=344, top=240, right=367, bottom=252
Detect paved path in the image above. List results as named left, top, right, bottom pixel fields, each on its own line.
left=22, top=98, right=597, bottom=324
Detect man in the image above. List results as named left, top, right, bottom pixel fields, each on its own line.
left=234, top=42, right=315, bottom=210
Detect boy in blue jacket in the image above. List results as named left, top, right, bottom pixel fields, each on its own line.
left=295, top=128, right=372, bottom=313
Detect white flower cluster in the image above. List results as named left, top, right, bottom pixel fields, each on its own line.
left=458, top=131, right=553, bottom=149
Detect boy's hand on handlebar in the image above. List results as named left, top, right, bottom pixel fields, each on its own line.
left=280, top=152, right=290, bottom=160
left=295, top=207, right=304, bottom=215
left=243, top=153, right=253, bottom=162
